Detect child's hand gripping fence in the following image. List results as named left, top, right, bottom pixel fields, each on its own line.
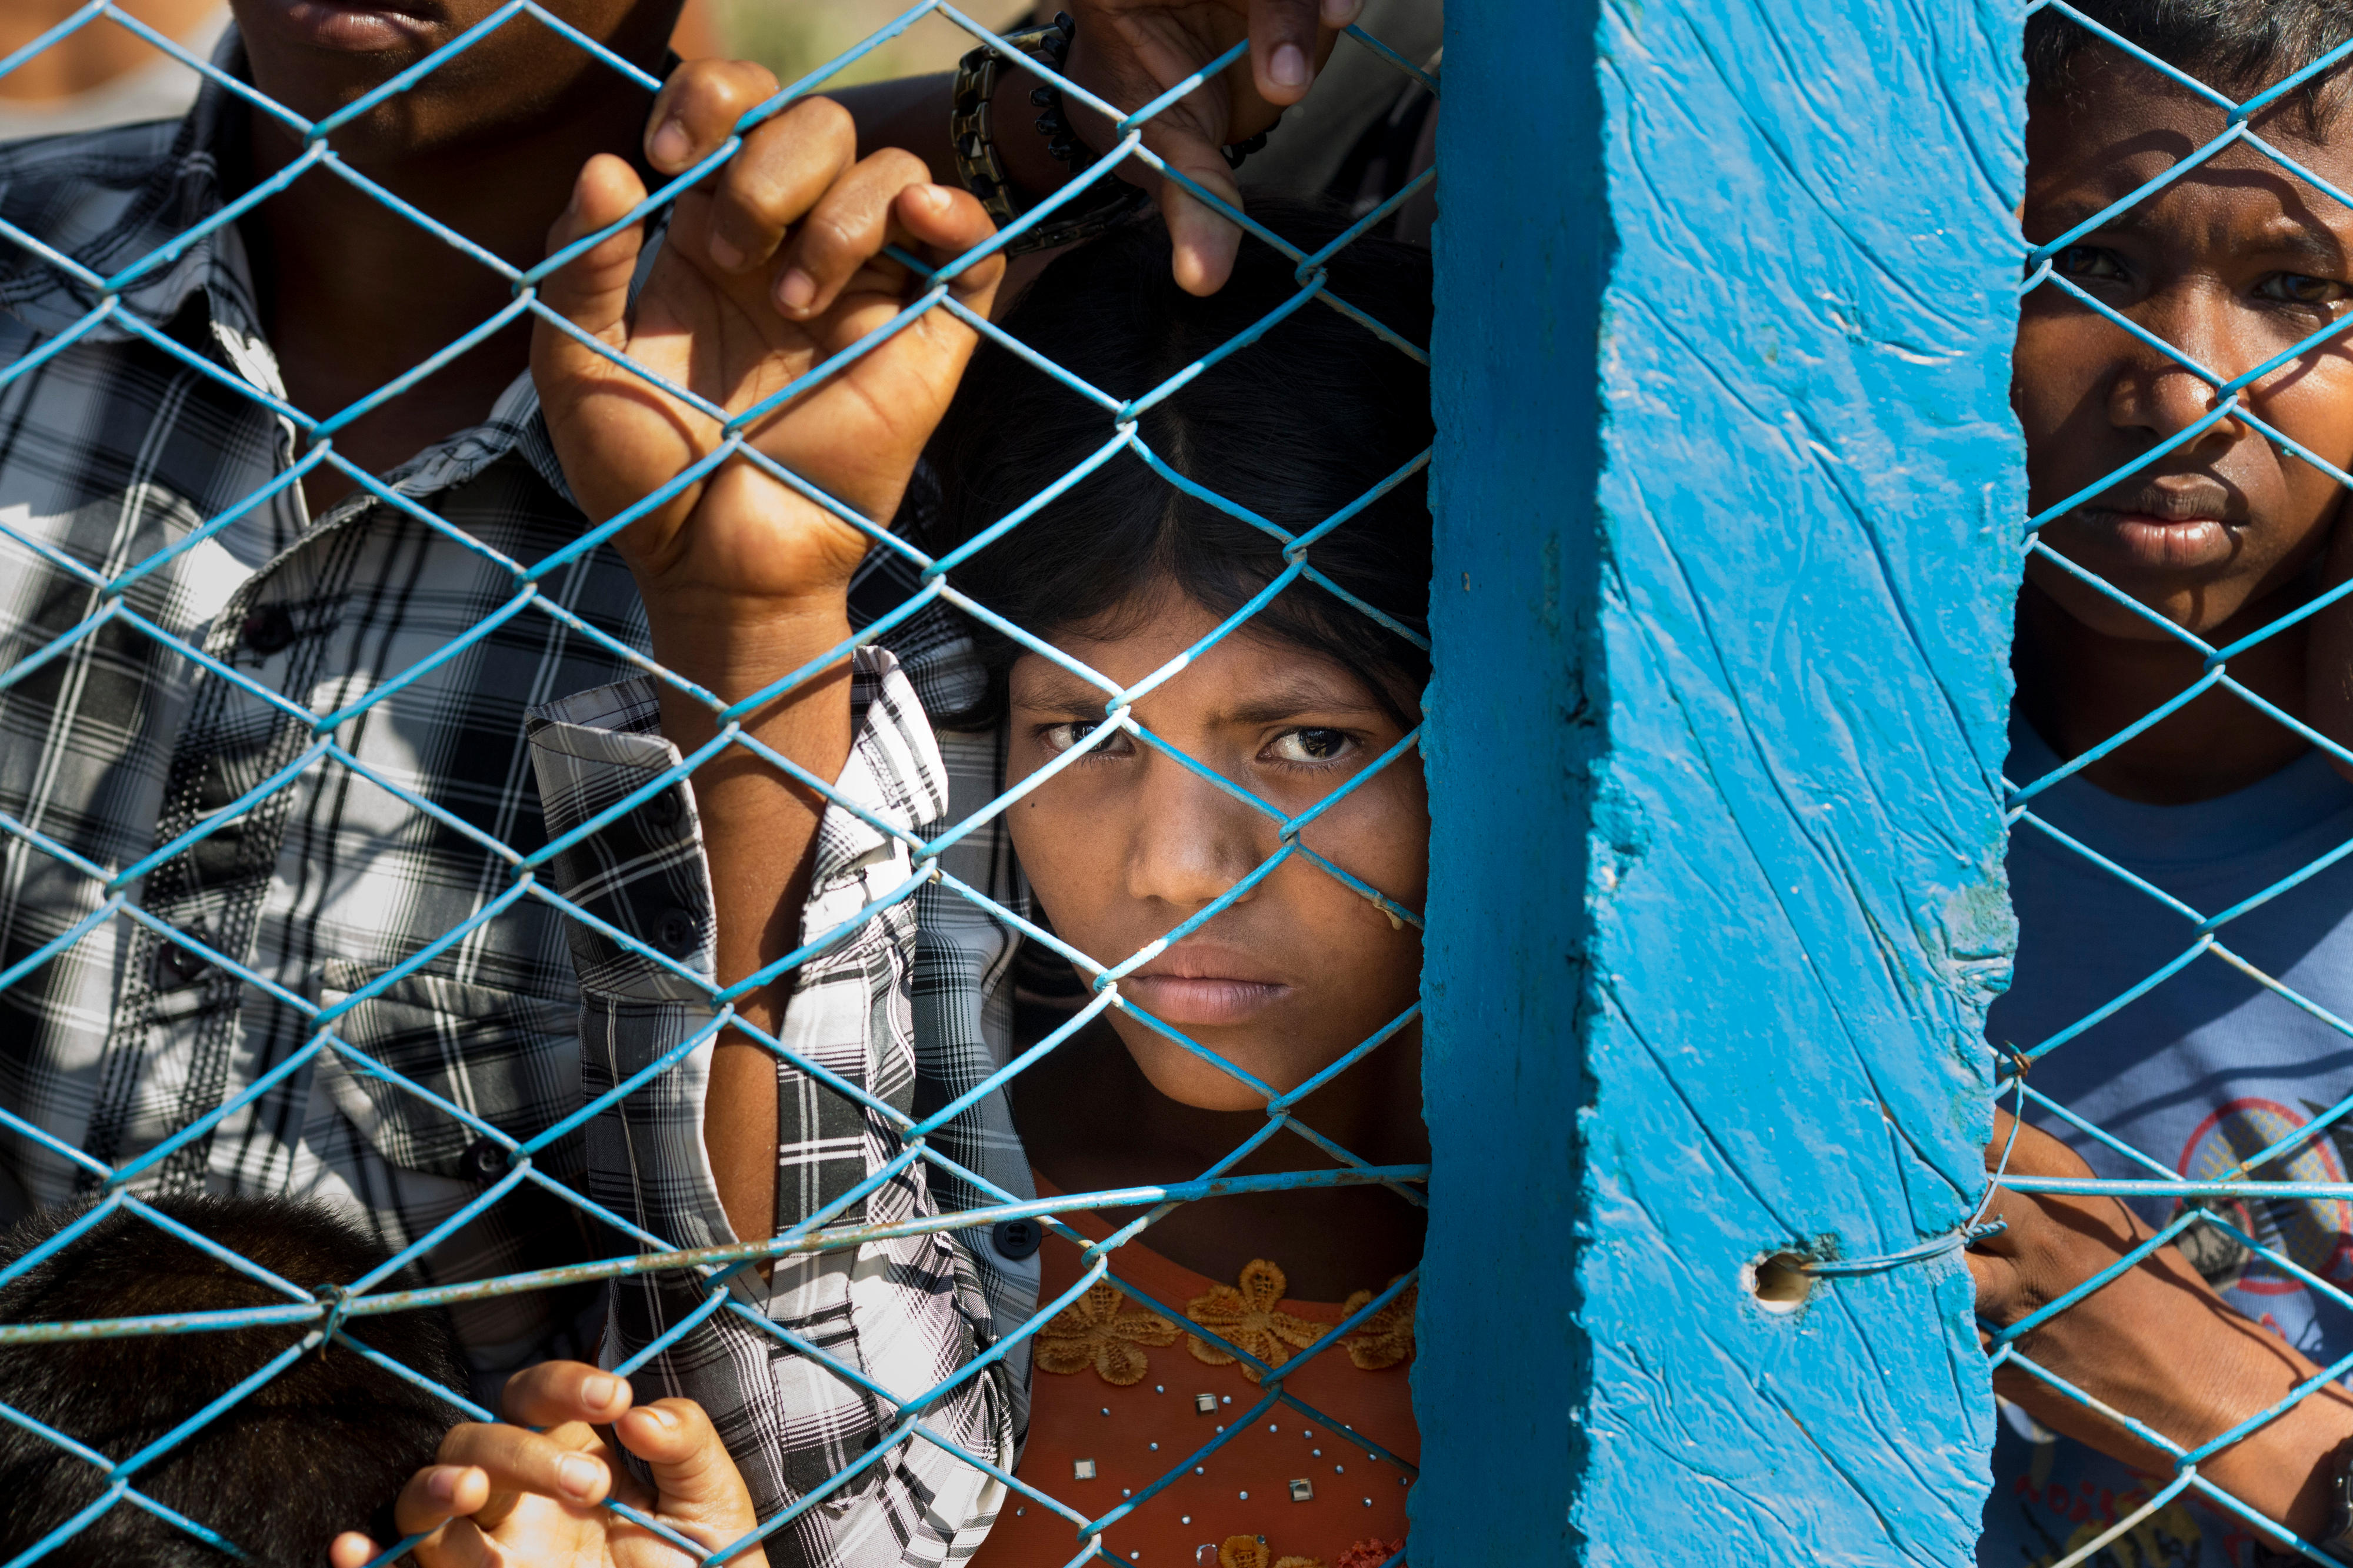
left=0, top=5, right=1439, bottom=1566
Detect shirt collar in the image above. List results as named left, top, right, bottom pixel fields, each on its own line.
left=0, top=23, right=262, bottom=343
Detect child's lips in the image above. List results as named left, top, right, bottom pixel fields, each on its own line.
left=1119, top=973, right=1294, bottom=1027
left=2080, top=508, right=2237, bottom=572
left=261, top=0, right=441, bottom=52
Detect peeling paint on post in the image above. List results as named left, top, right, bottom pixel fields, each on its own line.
left=1421, top=2, right=2027, bottom=1563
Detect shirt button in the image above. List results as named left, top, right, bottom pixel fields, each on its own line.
left=991, top=1217, right=1041, bottom=1260
left=459, top=1137, right=508, bottom=1182
left=636, top=789, right=684, bottom=835
left=240, top=604, right=296, bottom=656
left=151, top=930, right=211, bottom=990
left=653, top=908, right=700, bottom=956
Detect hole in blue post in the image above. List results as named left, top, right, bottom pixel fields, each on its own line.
left=1745, top=1250, right=1812, bottom=1315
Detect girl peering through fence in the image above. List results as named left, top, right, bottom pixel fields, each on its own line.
left=341, top=209, right=1435, bottom=1568
left=914, top=209, right=1431, bottom=1567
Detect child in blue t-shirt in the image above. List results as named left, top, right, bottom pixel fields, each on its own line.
left=1969, top=4, right=2353, bottom=1564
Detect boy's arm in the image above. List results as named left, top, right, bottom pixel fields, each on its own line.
left=522, top=61, right=1016, bottom=1546
left=532, top=62, right=1001, bottom=1249
left=1968, top=1112, right=2353, bottom=1546
left=526, top=649, right=1006, bottom=1542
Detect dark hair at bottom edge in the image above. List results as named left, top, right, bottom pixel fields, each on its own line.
left=0, top=1191, right=467, bottom=1567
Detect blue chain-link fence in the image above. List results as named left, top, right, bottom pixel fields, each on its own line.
left=0, top=4, right=1442, bottom=1566
left=36, top=0, right=2348, bottom=1563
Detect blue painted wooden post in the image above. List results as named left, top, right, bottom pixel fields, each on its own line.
left=1421, top=2, right=2027, bottom=1562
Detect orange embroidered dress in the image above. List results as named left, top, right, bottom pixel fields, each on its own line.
left=971, top=1178, right=1417, bottom=1568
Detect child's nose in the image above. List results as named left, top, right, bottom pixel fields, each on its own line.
left=1121, top=755, right=1276, bottom=914
left=2108, top=291, right=2247, bottom=444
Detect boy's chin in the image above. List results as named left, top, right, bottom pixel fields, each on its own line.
left=2023, top=556, right=2251, bottom=643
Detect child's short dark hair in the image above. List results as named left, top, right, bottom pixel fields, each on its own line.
left=923, top=201, right=1434, bottom=728
left=2027, top=1, right=2353, bottom=123
left=0, top=1192, right=466, bottom=1566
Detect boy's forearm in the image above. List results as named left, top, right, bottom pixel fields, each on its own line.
left=644, top=604, right=855, bottom=1257
left=1996, top=1218, right=2353, bottom=1543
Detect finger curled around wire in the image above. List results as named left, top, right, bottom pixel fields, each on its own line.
left=500, top=1359, right=633, bottom=1428
left=539, top=153, right=654, bottom=350
left=326, top=1526, right=433, bottom=1568
left=1244, top=0, right=1340, bottom=105
left=699, top=97, right=858, bottom=280
left=644, top=56, right=787, bottom=178
left=396, top=1463, right=496, bottom=1537
left=1148, top=145, right=1250, bottom=299
left=766, top=148, right=990, bottom=320
left=612, top=1398, right=770, bottom=1562
left=423, top=1421, right=615, bottom=1527
left=324, top=1466, right=495, bottom=1568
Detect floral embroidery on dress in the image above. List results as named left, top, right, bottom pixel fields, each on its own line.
left=1334, top=1539, right=1405, bottom=1568
left=1184, top=1259, right=1324, bottom=1383
left=1034, top=1279, right=1179, bottom=1386
left=1337, top=1278, right=1417, bottom=1370
left=1217, top=1533, right=1325, bottom=1568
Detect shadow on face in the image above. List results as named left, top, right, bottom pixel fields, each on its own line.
left=2017, top=49, right=2353, bottom=643
left=1003, top=589, right=1428, bottom=1114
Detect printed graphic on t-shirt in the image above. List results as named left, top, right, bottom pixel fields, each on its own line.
left=2174, top=1097, right=2353, bottom=1297
left=2026, top=1487, right=2201, bottom=1568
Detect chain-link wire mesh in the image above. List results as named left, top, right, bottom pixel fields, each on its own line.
left=1985, top=4, right=2353, bottom=1562
left=0, top=5, right=1436, bottom=1564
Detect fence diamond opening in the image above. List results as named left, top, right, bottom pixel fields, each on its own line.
left=0, top=5, right=1435, bottom=1566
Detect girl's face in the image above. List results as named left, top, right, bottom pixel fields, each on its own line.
left=1004, top=590, right=1428, bottom=1112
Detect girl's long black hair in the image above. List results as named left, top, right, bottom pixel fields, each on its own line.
left=922, top=202, right=1435, bottom=729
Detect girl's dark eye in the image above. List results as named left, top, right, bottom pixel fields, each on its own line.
left=1268, top=728, right=1355, bottom=765
left=2256, top=272, right=2348, bottom=307
left=2050, top=245, right=2127, bottom=283
left=1040, top=718, right=1129, bottom=757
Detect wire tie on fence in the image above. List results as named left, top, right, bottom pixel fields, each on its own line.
left=1801, top=1218, right=2007, bottom=1277
left=312, top=1282, right=354, bottom=1353
left=1802, top=1046, right=2029, bottom=1277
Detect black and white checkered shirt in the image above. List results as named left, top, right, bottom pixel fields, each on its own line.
left=0, top=42, right=1036, bottom=1567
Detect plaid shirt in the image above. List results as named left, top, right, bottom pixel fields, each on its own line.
left=0, top=44, right=1034, bottom=1566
